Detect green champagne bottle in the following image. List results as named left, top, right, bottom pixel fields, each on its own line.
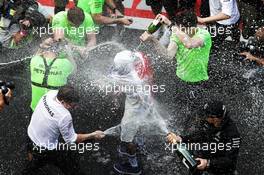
left=147, top=19, right=162, bottom=34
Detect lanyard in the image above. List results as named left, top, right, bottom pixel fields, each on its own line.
left=41, top=56, right=58, bottom=87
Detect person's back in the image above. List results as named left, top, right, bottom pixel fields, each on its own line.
left=213, top=117, right=240, bottom=173
left=30, top=41, right=74, bottom=111
left=24, top=85, right=105, bottom=175
left=28, top=90, right=75, bottom=149
left=77, top=0, right=104, bottom=15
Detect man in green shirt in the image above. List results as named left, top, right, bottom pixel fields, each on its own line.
left=77, top=0, right=132, bottom=26
left=140, top=10, right=212, bottom=105
left=30, top=38, right=75, bottom=111
left=52, top=7, right=97, bottom=53
left=141, top=11, right=212, bottom=83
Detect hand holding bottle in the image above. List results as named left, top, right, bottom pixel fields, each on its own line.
left=156, top=14, right=172, bottom=26
left=167, top=132, right=182, bottom=144
left=140, top=31, right=153, bottom=41
left=92, top=130, right=106, bottom=140
left=196, top=158, right=208, bottom=170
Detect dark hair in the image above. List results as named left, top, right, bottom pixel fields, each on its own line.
left=173, top=10, right=198, bottom=28
left=57, top=85, right=80, bottom=104
left=40, top=39, right=67, bottom=54
left=67, top=7, right=85, bottom=27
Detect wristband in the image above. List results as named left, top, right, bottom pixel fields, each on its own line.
left=206, top=159, right=210, bottom=169
left=167, top=23, right=173, bottom=32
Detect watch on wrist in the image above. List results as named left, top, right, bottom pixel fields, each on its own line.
left=167, top=23, right=174, bottom=32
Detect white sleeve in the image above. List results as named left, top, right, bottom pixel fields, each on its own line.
left=220, top=0, right=233, bottom=17
left=38, top=3, right=51, bottom=18
left=59, top=115, right=78, bottom=143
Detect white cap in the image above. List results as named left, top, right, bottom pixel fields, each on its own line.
left=114, top=50, right=135, bottom=67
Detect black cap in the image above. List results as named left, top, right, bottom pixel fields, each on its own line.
left=5, top=81, right=15, bottom=90
left=203, top=100, right=226, bottom=118
left=0, top=81, right=15, bottom=105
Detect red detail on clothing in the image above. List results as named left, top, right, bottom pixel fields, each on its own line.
left=134, top=52, right=153, bottom=83
left=38, top=0, right=201, bottom=19
left=195, top=0, right=201, bottom=17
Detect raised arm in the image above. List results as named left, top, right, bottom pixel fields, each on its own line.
left=92, top=14, right=132, bottom=25
left=197, top=13, right=230, bottom=24
left=89, top=0, right=131, bottom=25
left=197, top=0, right=234, bottom=24
left=171, top=27, right=205, bottom=49
left=76, top=131, right=105, bottom=143
left=86, top=33, right=97, bottom=48
left=240, top=52, right=264, bottom=66
left=59, top=115, right=105, bottom=144
left=140, top=31, right=177, bottom=60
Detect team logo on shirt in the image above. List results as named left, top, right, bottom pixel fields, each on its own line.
left=43, top=95, right=55, bottom=117
left=94, top=2, right=102, bottom=9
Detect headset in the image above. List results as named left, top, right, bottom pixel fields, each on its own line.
left=0, top=80, right=15, bottom=105
left=203, top=101, right=228, bottom=131
left=203, top=102, right=227, bottom=119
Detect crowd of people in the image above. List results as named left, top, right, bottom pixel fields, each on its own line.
left=0, top=0, right=263, bottom=174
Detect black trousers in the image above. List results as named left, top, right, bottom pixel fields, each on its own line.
left=22, top=138, right=84, bottom=175
left=169, top=78, right=210, bottom=131
left=54, top=6, right=66, bottom=14
left=210, top=21, right=241, bottom=50
left=146, top=0, right=178, bottom=19
left=200, top=0, right=210, bottom=17
left=173, top=79, right=209, bottom=108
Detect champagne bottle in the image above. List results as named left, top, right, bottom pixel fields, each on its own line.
left=170, top=136, right=198, bottom=174
left=176, top=144, right=199, bottom=174
left=147, top=19, right=162, bottom=34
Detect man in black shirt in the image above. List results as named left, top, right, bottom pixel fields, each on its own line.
left=146, top=0, right=177, bottom=20
left=238, top=0, right=263, bottom=38
left=54, top=0, right=69, bottom=14
left=167, top=100, right=241, bottom=175
left=146, top=0, right=196, bottom=20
